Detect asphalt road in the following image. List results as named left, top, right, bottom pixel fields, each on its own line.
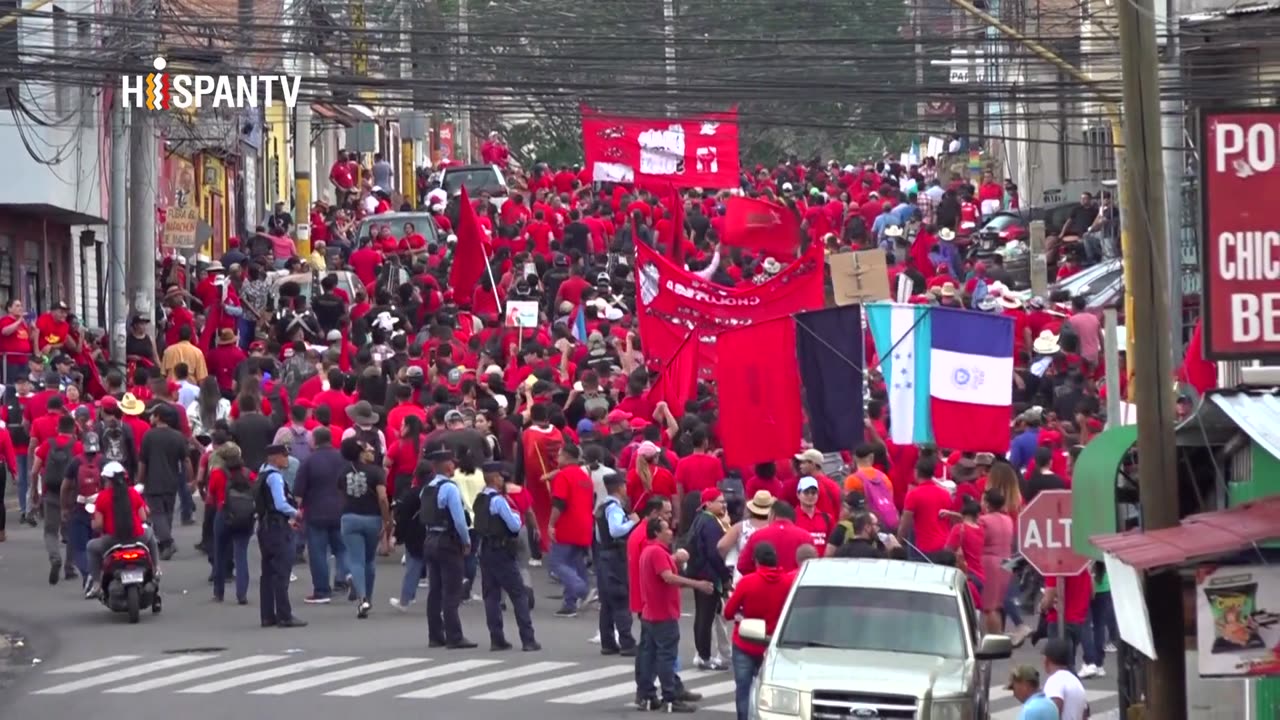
left=0, top=518, right=1121, bottom=720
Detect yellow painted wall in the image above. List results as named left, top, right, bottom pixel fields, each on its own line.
left=266, top=104, right=290, bottom=206
left=198, top=154, right=226, bottom=257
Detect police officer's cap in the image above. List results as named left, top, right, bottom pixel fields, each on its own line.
left=482, top=461, right=510, bottom=477
left=424, top=442, right=455, bottom=461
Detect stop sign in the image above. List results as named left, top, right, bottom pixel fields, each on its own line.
left=1018, top=490, right=1091, bottom=577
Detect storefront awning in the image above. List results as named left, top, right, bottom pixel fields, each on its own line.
left=0, top=203, right=106, bottom=226
left=1071, top=424, right=1137, bottom=560
left=1090, top=495, right=1280, bottom=571
left=310, top=103, right=360, bottom=127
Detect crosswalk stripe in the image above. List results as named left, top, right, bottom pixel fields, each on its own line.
left=473, top=665, right=634, bottom=700
left=106, top=655, right=285, bottom=694
left=686, top=680, right=737, bottom=699
left=177, top=657, right=360, bottom=694
left=48, top=656, right=143, bottom=675
left=251, top=658, right=430, bottom=696
left=33, top=656, right=213, bottom=695
left=706, top=701, right=736, bottom=712
left=396, top=661, right=577, bottom=699
left=550, top=677, right=643, bottom=705
left=325, top=660, right=500, bottom=697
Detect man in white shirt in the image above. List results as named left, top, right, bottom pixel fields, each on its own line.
left=1041, top=638, right=1090, bottom=719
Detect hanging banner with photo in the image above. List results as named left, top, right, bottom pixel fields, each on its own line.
left=581, top=105, right=741, bottom=189
left=1196, top=564, right=1280, bottom=677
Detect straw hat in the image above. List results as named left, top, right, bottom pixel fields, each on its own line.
left=938, top=227, right=956, bottom=241
left=746, top=490, right=775, bottom=516
left=1032, top=330, right=1061, bottom=355
left=216, top=328, right=237, bottom=345
left=940, top=282, right=957, bottom=298
left=762, top=257, right=782, bottom=274
left=118, top=393, right=146, bottom=416
left=884, top=225, right=904, bottom=238
left=998, top=294, right=1024, bottom=310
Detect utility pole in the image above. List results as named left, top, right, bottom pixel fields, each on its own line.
left=1160, top=0, right=1185, bottom=355
left=662, top=0, right=676, bottom=111
left=1117, top=0, right=1186, bottom=713
left=127, top=113, right=157, bottom=328
left=455, top=0, right=471, bottom=163
left=108, top=105, right=129, bottom=363
left=293, top=80, right=312, bottom=256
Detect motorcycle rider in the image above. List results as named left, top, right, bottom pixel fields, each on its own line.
left=84, top=461, right=161, bottom=599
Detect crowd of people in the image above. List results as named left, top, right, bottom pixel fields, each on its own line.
left=0, top=139, right=1134, bottom=720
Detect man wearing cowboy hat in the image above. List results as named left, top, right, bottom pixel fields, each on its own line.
left=420, top=441, right=477, bottom=649
left=343, top=401, right=386, bottom=464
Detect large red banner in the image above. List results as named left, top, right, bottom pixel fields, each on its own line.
left=581, top=105, right=741, bottom=189
left=635, top=240, right=825, bottom=376
left=1201, top=109, right=1280, bottom=359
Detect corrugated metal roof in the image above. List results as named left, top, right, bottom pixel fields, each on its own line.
left=1091, top=495, right=1280, bottom=570
left=1211, top=390, right=1280, bottom=461
left=1182, top=1, right=1280, bottom=23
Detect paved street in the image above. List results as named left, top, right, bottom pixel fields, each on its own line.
left=0, top=519, right=1120, bottom=720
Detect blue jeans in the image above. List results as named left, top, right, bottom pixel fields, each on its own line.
left=340, top=514, right=382, bottom=601
left=213, top=510, right=252, bottom=602
left=548, top=543, right=590, bottom=609
left=65, top=508, right=93, bottom=578
left=16, top=454, right=28, bottom=514
left=636, top=620, right=680, bottom=703
left=1081, top=591, right=1116, bottom=666
left=305, top=520, right=348, bottom=597
left=732, top=645, right=762, bottom=720
left=1003, top=578, right=1025, bottom=627
left=399, top=554, right=425, bottom=604
left=176, top=472, right=195, bottom=523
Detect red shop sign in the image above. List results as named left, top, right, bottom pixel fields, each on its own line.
left=1200, top=109, right=1280, bottom=360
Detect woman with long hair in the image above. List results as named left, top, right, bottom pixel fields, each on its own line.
left=474, top=409, right=501, bottom=461
left=187, top=376, right=230, bottom=439
left=977, top=489, right=1015, bottom=634
left=985, top=462, right=1023, bottom=518
left=384, top=415, right=424, bottom=502
left=985, top=461, right=1031, bottom=643
left=625, top=441, right=676, bottom=520
left=339, top=437, right=391, bottom=619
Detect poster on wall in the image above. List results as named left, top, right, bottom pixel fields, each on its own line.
left=162, top=155, right=199, bottom=250
left=1196, top=564, right=1280, bottom=677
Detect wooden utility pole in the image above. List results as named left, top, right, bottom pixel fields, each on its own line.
left=1116, top=0, right=1186, bottom=712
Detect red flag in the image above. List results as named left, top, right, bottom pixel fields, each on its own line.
left=645, top=330, right=700, bottom=417
left=668, top=184, right=685, bottom=265
left=449, top=186, right=489, bottom=298
left=722, top=196, right=801, bottom=256
left=1177, top=316, right=1217, bottom=395
left=715, top=317, right=803, bottom=468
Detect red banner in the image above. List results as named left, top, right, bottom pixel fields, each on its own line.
left=635, top=240, right=825, bottom=376
left=1201, top=110, right=1280, bottom=359
left=722, top=195, right=802, bottom=257
left=716, top=317, right=804, bottom=469
left=581, top=105, right=741, bottom=190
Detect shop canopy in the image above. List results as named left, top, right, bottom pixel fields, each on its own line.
left=1090, top=495, right=1280, bottom=571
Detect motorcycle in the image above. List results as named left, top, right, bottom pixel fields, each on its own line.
left=85, top=490, right=162, bottom=624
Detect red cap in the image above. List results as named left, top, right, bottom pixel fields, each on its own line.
left=700, top=487, right=722, bottom=505
left=99, top=396, right=119, bottom=409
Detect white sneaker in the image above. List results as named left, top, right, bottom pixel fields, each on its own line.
left=1078, top=663, right=1099, bottom=679
left=709, top=656, right=728, bottom=671
left=588, top=631, right=602, bottom=645
left=528, top=559, right=542, bottom=567
left=692, top=656, right=710, bottom=670
left=417, top=578, right=429, bottom=588
left=585, top=588, right=599, bottom=605
left=389, top=597, right=412, bottom=613
left=1093, top=666, right=1107, bottom=678
left=1009, top=625, right=1032, bottom=647
left=289, top=572, right=298, bottom=583
left=1105, top=642, right=1117, bottom=653
left=400, top=553, right=406, bottom=566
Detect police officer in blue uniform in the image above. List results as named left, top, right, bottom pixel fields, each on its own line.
left=474, top=461, right=541, bottom=652
left=594, top=472, right=638, bottom=656
left=420, top=442, right=476, bottom=649
left=257, top=444, right=306, bottom=628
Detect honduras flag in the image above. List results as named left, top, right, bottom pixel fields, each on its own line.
left=572, top=306, right=588, bottom=343
left=865, top=302, right=933, bottom=446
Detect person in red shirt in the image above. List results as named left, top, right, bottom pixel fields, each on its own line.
left=636, top=516, right=714, bottom=712
left=522, top=404, right=565, bottom=551
left=793, top=476, right=836, bottom=550
left=206, top=329, right=247, bottom=395
left=626, top=441, right=677, bottom=521
left=674, top=429, right=724, bottom=514
left=162, top=288, right=197, bottom=349
left=783, top=449, right=842, bottom=518
left=547, top=444, right=594, bottom=615
left=737, top=502, right=814, bottom=575
left=207, top=445, right=255, bottom=603
left=898, top=457, right=954, bottom=554
left=1042, top=568, right=1093, bottom=663
left=398, top=222, right=428, bottom=254
left=723, top=542, right=796, bottom=719
left=0, top=298, right=33, bottom=381
left=330, top=150, right=357, bottom=205
left=34, top=301, right=75, bottom=357
left=555, top=265, right=591, bottom=307
left=627, top=496, right=673, bottom=617
left=348, top=241, right=383, bottom=286
left=86, top=460, right=160, bottom=597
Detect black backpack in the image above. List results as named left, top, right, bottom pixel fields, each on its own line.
left=44, top=437, right=76, bottom=492
left=222, top=468, right=258, bottom=531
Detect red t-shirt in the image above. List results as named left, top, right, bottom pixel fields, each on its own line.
left=793, top=507, right=836, bottom=549
left=638, top=543, right=682, bottom=622
left=348, top=247, right=383, bottom=285
left=1045, top=571, right=1093, bottom=625
left=627, top=524, right=653, bottom=613
left=626, top=466, right=676, bottom=513
left=96, top=485, right=146, bottom=537
left=551, top=464, right=594, bottom=547
left=35, top=313, right=69, bottom=352
left=905, top=481, right=954, bottom=553
left=723, top=566, right=794, bottom=658
left=738, top=520, right=813, bottom=574
left=674, top=453, right=724, bottom=495
left=0, top=315, right=32, bottom=359
left=744, top=474, right=784, bottom=501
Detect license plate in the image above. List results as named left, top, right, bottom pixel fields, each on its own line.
left=120, top=569, right=145, bottom=584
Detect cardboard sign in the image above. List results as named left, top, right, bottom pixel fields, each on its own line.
left=505, top=300, right=540, bottom=328
left=829, top=250, right=890, bottom=306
